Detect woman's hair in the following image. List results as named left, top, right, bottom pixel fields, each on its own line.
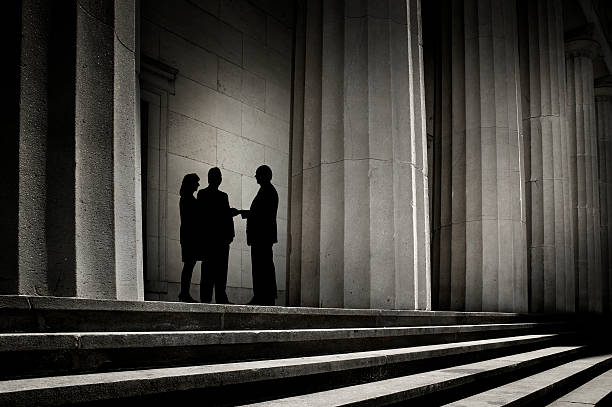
left=179, top=173, right=200, bottom=197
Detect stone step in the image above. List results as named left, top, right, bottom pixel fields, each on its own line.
left=0, top=335, right=567, bottom=406
left=547, top=367, right=612, bottom=406
left=0, top=323, right=566, bottom=379
left=242, top=345, right=586, bottom=407
left=445, top=353, right=612, bottom=406
left=0, top=295, right=566, bottom=332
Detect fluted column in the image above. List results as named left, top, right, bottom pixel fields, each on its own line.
left=595, top=82, right=612, bottom=313
left=289, top=0, right=431, bottom=309
left=566, top=39, right=602, bottom=313
left=518, top=0, right=574, bottom=313
left=432, top=0, right=528, bottom=312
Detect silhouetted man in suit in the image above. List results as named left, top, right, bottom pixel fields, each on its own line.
left=197, top=167, right=239, bottom=304
left=241, top=165, right=278, bottom=306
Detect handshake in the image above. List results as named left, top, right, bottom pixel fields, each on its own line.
left=230, top=208, right=249, bottom=218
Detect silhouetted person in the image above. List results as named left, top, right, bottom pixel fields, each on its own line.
left=178, top=173, right=200, bottom=303
left=241, top=165, right=279, bottom=306
left=197, top=167, right=239, bottom=304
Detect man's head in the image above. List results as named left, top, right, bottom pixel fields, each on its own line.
left=208, top=167, right=222, bottom=188
left=255, top=165, right=273, bottom=185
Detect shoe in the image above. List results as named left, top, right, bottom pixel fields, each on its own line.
left=178, top=293, right=198, bottom=303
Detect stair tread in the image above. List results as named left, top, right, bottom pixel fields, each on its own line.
left=0, top=323, right=554, bottom=351
left=444, top=353, right=612, bottom=406
left=547, top=367, right=612, bottom=406
left=0, top=334, right=559, bottom=404
left=243, top=345, right=584, bottom=407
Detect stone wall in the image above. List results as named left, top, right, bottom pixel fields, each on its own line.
left=140, top=0, right=294, bottom=303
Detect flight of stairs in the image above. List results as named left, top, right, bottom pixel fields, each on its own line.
left=0, top=296, right=610, bottom=406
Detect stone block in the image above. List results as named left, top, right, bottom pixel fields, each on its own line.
left=142, top=0, right=242, bottom=65
left=166, top=194, right=180, bottom=241
left=170, top=76, right=217, bottom=126
left=276, top=184, right=288, bottom=220
left=267, top=16, right=292, bottom=57
left=140, top=19, right=160, bottom=59
left=241, top=249, right=253, bottom=288
left=218, top=130, right=265, bottom=176
left=227, top=247, right=242, bottom=287
left=215, top=92, right=243, bottom=136
left=220, top=0, right=266, bottom=42
left=168, top=112, right=217, bottom=165
left=220, top=168, right=242, bottom=210
left=191, top=0, right=219, bottom=16
left=266, top=80, right=291, bottom=122
left=264, top=148, right=289, bottom=187
left=166, top=239, right=182, bottom=283
left=242, top=71, right=266, bottom=110
left=274, top=253, right=286, bottom=290
left=159, top=31, right=217, bottom=89
left=241, top=175, right=259, bottom=210
left=242, top=104, right=290, bottom=152
left=218, top=59, right=242, bottom=100
left=244, top=37, right=291, bottom=87
left=145, top=188, right=159, bottom=238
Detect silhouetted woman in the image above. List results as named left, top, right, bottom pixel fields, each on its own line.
left=179, top=173, right=200, bottom=302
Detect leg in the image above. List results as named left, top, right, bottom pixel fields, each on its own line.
left=200, top=257, right=214, bottom=303
left=262, top=244, right=277, bottom=305
left=250, top=246, right=262, bottom=304
left=179, top=260, right=196, bottom=302
left=214, top=244, right=230, bottom=303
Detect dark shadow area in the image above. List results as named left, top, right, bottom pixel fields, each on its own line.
left=0, top=0, right=22, bottom=294
left=46, top=0, right=77, bottom=296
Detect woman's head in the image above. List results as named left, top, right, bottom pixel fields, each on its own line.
left=180, top=173, right=200, bottom=196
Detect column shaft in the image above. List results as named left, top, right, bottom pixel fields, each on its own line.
left=291, top=0, right=431, bottom=309
left=566, top=39, right=602, bottom=312
left=595, top=86, right=612, bottom=312
left=519, top=0, right=574, bottom=313
left=432, top=0, right=528, bottom=312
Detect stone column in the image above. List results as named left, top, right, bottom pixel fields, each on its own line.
left=289, top=0, right=431, bottom=310
left=595, top=82, right=612, bottom=312
left=566, top=39, right=603, bottom=313
left=4, top=0, right=143, bottom=300
left=432, top=0, right=528, bottom=312
left=518, top=0, right=575, bottom=313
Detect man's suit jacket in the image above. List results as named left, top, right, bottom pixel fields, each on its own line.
left=245, top=183, right=278, bottom=246
left=197, top=187, right=235, bottom=248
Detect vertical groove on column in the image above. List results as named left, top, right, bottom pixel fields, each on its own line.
left=299, top=0, right=322, bottom=307
left=366, top=1, right=394, bottom=309
left=319, top=0, right=344, bottom=308
left=343, top=0, right=370, bottom=308
left=434, top=0, right=527, bottom=312
left=566, top=39, right=602, bottom=312
left=288, top=0, right=306, bottom=307
left=520, top=0, right=573, bottom=312
left=450, top=0, right=466, bottom=310
left=432, top=0, right=453, bottom=310
left=409, top=0, right=431, bottom=310
left=294, top=0, right=430, bottom=309
left=595, top=86, right=611, bottom=312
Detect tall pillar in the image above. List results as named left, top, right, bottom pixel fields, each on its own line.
left=289, top=0, right=431, bottom=310
left=565, top=38, right=602, bottom=313
left=595, top=82, right=612, bottom=313
left=518, top=0, right=574, bottom=313
left=432, top=0, right=528, bottom=312
left=4, top=0, right=143, bottom=300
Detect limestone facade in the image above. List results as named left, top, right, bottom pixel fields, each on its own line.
left=5, top=0, right=612, bottom=313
